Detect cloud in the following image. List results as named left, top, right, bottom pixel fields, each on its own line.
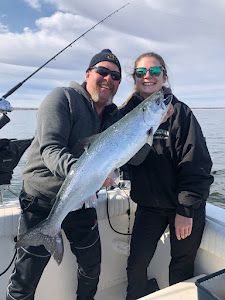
left=0, top=22, right=9, bottom=33
left=24, top=0, right=41, bottom=10
left=0, top=0, right=224, bottom=108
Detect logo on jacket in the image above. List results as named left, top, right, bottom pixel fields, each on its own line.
left=154, top=129, right=169, bottom=140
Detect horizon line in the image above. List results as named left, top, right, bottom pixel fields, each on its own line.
left=13, top=107, right=225, bottom=110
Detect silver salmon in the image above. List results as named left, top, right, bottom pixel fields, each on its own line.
left=16, top=91, right=172, bottom=264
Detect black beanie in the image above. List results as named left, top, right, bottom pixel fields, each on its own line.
left=87, top=49, right=121, bottom=74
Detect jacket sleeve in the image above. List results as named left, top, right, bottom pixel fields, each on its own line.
left=128, top=144, right=151, bottom=166
left=174, top=105, right=214, bottom=217
left=36, top=87, right=77, bottom=179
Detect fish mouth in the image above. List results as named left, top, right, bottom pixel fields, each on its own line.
left=163, top=95, right=173, bottom=106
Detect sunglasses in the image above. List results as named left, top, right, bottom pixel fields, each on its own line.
left=90, top=66, right=121, bottom=81
left=134, top=66, right=164, bottom=78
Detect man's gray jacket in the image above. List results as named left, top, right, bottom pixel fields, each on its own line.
left=23, top=82, right=120, bottom=201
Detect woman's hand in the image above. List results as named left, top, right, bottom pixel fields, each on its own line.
left=174, top=214, right=193, bottom=240
left=161, top=104, right=174, bottom=123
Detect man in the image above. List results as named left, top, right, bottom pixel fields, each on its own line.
left=6, top=49, right=121, bottom=300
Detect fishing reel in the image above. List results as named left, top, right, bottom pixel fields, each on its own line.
left=0, top=98, right=13, bottom=129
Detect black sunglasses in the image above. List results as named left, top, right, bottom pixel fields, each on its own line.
left=90, top=66, right=121, bottom=81
left=134, top=66, right=164, bottom=78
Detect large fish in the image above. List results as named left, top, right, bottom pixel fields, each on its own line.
left=16, top=90, right=172, bottom=264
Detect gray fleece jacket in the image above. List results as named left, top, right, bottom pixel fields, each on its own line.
left=23, top=82, right=119, bottom=200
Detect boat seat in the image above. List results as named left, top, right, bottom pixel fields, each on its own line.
left=139, top=274, right=205, bottom=300
left=96, top=188, right=136, bottom=220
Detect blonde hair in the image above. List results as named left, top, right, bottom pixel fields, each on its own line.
left=132, top=52, right=168, bottom=79
left=120, top=52, right=169, bottom=108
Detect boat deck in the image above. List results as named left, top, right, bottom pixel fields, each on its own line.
left=96, top=275, right=205, bottom=300
left=1, top=196, right=225, bottom=299
left=97, top=281, right=126, bottom=300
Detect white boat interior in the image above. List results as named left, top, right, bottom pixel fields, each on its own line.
left=1, top=186, right=225, bottom=300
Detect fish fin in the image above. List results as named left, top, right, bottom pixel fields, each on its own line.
left=84, top=194, right=97, bottom=208
left=52, top=233, right=64, bottom=265
left=108, top=169, right=120, bottom=186
left=128, top=128, right=153, bottom=166
left=128, top=144, right=151, bottom=166
left=76, top=134, right=100, bottom=152
left=16, top=220, right=64, bottom=265
left=147, top=127, right=154, bottom=145
left=70, top=133, right=100, bottom=155
left=101, top=169, right=120, bottom=189
left=80, top=134, right=100, bottom=146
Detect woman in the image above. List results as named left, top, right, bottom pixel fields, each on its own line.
left=120, top=52, right=214, bottom=300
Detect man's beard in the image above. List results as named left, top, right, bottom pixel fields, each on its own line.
left=92, top=93, right=114, bottom=105
left=91, top=81, right=115, bottom=105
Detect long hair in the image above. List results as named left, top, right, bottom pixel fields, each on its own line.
left=120, top=52, right=170, bottom=108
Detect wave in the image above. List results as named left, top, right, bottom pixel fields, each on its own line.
left=208, top=192, right=225, bottom=209
left=211, top=169, right=225, bottom=175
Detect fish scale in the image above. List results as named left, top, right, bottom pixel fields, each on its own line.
left=16, top=90, right=171, bottom=264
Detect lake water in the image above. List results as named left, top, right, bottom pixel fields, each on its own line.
left=0, top=109, right=225, bottom=208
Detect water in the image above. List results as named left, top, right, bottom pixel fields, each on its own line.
left=0, top=109, right=225, bottom=208
left=193, top=109, right=225, bottom=208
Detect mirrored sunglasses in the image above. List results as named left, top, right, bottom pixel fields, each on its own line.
left=90, top=66, right=121, bottom=81
left=134, top=66, right=164, bottom=78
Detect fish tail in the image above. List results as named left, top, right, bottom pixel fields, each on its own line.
left=16, top=220, right=64, bottom=265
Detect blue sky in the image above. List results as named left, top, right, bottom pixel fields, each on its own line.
left=0, top=0, right=225, bottom=108
left=0, top=0, right=58, bottom=34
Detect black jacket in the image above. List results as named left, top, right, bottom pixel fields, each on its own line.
left=120, top=91, right=214, bottom=217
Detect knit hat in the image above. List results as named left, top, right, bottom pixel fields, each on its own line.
left=87, top=49, right=121, bottom=74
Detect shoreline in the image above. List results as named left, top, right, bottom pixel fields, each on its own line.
left=13, top=107, right=225, bottom=110
left=13, top=107, right=38, bottom=110
left=192, top=107, right=225, bottom=109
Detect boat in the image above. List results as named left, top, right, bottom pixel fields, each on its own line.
left=1, top=183, right=225, bottom=300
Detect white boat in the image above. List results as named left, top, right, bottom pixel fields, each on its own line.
left=1, top=185, right=225, bottom=300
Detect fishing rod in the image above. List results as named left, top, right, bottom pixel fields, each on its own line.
left=0, top=2, right=130, bottom=128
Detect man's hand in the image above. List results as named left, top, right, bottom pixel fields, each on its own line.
left=175, top=213, right=193, bottom=240
left=102, top=177, right=115, bottom=188
left=102, top=169, right=120, bottom=188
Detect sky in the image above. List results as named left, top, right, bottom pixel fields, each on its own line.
left=0, top=0, right=225, bottom=108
